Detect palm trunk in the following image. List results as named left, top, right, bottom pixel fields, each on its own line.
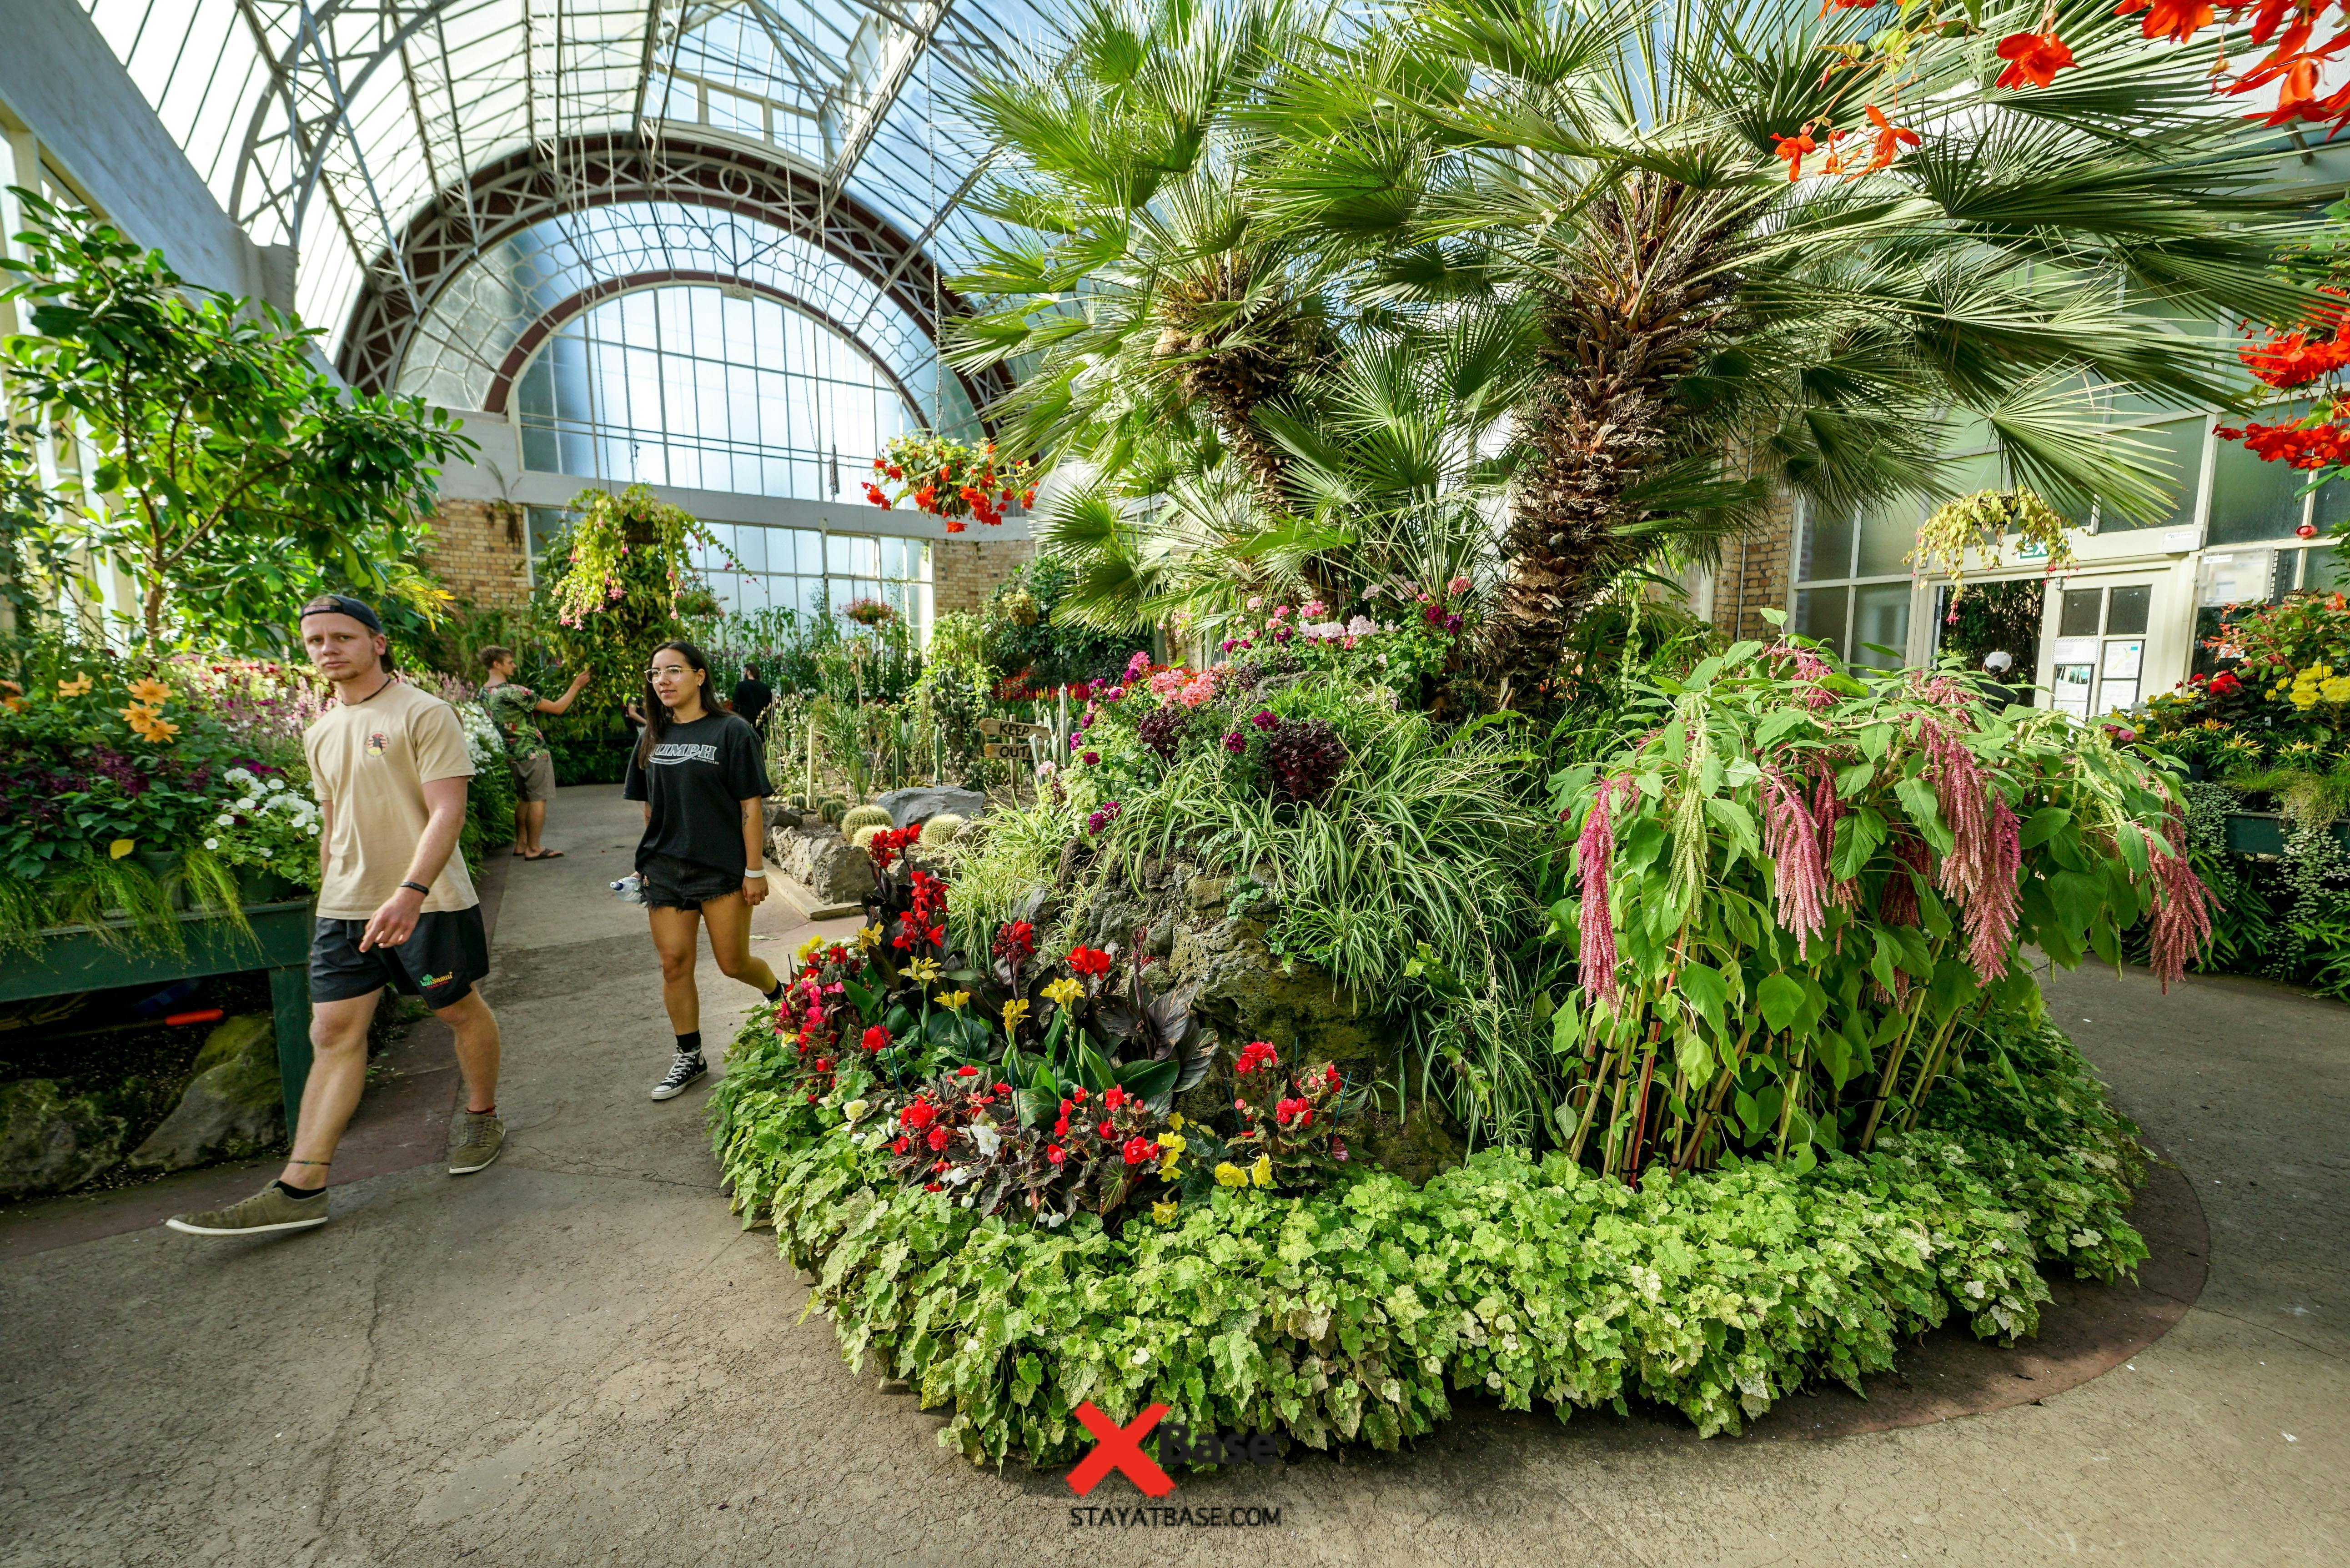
left=1486, top=177, right=1733, bottom=711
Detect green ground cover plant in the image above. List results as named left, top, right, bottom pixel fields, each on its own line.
left=711, top=1005, right=2147, bottom=1462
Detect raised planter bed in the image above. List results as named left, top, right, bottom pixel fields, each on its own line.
left=0, top=899, right=316, bottom=1136
left=2222, top=811, right=2350, bottom=858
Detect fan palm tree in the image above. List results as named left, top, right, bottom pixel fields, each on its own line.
left=1253, top=0, right=2319, bottom=704
left=962, top=0, right=2317, bottom=699
left=948, top=0, right=1336, bottom=521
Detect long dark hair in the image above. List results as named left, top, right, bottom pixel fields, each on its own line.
left=636, top=639, right=714, bottom=767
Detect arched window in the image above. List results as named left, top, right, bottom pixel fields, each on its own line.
left=512, top=283, right=919, bottom=502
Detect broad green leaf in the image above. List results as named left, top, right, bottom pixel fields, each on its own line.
left=1757, top=972, right=1805, bottom=1034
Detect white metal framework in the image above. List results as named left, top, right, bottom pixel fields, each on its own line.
left=79, top=0, right=1057, bottom=386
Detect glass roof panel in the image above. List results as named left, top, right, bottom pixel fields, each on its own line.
left=78, top=0, right=1053, bottom=377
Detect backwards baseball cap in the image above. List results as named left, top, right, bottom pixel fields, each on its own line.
left=298, top=594, right=396, bottom=671
left=299, top=593, right=383, bottom=632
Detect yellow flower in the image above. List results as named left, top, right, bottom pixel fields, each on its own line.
left=1213, top=1161, right=1248, bottom=1188
left=1158, top=1151, right=1183, bottom=1180
left=1155, top=1132, right=1187, bottom=1155
left=855, top=922, right=883, bottom=951
left=935, top=990, right=970, bottom=1011
left=1001, top=999, right=1030, bottom=1035
left=108, top=838, right=135, bottom=859
left=1042, top=977, right=1084, bottom=1008
left=906, top=956, right=943, bottom=984
left=1151, top=1199, right=1179, bottom=1224
left=121, top=704, right=179, bottom=743
left=1250, top=1155, right=1273, bottom=1188
left=126, top=677, right=171, bottom=706
left=796, top=935, right=827, bottom=964
left=55, top=673, right=92, bottom=698
left=1166, top=1111, right=1184, bottom=1132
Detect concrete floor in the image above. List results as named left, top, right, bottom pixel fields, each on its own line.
left=1, top=784, right=2343, bottom=1567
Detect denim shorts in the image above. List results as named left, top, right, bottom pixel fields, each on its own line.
left=639, top=854, right=748, bottom=910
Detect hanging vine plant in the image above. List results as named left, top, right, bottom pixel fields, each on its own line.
left=862, top=432, right=1035, bottom=533
left=547, top=484, right=731, bottom=712
left=1906, top=488, right=2074, bottom=614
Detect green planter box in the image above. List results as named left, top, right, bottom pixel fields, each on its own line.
left=0, top=900, right=316, bottom=1137
left=2222, top=812, right=2350, bottom=858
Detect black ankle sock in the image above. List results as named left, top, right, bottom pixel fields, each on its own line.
left=676, top=1030, right=703, bottom=1059
left=763, top=978, right=786, bottom=1002
left=275, top=1178, right=324, bottom=1200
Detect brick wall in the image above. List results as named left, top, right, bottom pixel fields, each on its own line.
left=420, top=498, right=531, bottom=608
left=1710, top=490, right=1797, bottom=643
left=932, top=536, right=1034, bottom=617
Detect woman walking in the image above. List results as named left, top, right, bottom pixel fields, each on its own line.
left=623, top=640, right=786, bottom=1101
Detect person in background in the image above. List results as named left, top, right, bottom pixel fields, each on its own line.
left=167, top=595, right=504, bottom=1235
left=731, top=658, right=774, bottom=734
left=479, top=647, right=592, bottom=860
left=625, top=640, right=787, bottom=1101
left=1978, top=649, right=2019, bottom=713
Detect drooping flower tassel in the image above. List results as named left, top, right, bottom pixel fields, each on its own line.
left=1575, top=774, right=1631, bottom=1008
left=2144, top=802, right=2215, bottom=992
left=1761, top=765, right=1831, bottom=954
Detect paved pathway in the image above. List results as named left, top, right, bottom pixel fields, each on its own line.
left=1, top=785, right=2343, bottom=1566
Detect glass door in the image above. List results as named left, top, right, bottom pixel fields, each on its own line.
left=2045, top=580, right=2154, bottom=719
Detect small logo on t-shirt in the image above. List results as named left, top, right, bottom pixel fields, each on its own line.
left=366, top=729, right=389, bottom=756
left=649, top=742, right=720, bottom=765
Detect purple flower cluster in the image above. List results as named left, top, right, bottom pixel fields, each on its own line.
left=1136, top=704, right=1190, bottom=763
left=1085, top=800, right=1122, bottom=836
left=1259, top=717, right=1348, bottom=805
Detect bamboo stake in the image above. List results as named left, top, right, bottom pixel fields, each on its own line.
left=1672, top=1022, right=1753, bottom=1173
left=1626, top=1025, right=1662, bottom=1185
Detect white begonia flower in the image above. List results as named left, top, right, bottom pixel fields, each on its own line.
left=203, top=837, right=220, bottom=850
left=947, top=1166, right=973, bottom=1186
left=216, top=813, right=235, bottom=826
left=843, top=1099, right=869, bottom=1123
left=969, top=1123, right=1002, bottom=1157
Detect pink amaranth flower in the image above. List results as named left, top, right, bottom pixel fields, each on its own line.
left=1574, top=774, right=1634, bottom=1007
left=2144, top=802, right=2214, bottom=991
left=1447, top=575, right=1471, bottom=595
left=1761, top=766, right=1830, bottom=953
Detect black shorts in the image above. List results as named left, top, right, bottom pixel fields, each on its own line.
left=640, top=853, right=747, bottom=910
left=310, top=907, right=490, bottom=1009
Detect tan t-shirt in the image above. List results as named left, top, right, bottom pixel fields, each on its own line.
left=305, top=680, right=479, bottom=920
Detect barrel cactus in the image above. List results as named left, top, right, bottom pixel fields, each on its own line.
left=840, top=803, right=894, bottom=835
left=920, top=812, right=966, bottom=846
left=818, top=797, right=847, bottom=826
left=851, top=824, right=885, bottom=850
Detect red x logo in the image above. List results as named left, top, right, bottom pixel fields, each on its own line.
left=1065, top=1400, right=1174, bottom=1497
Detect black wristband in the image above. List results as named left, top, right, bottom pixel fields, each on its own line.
left=399, top=880, right=431, bottom=895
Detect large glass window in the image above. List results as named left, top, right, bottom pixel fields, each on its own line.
left=524, top=507, right=930, bottom=631
left=513, top=283, right=918, bottom=505
left=1792, top=499, right=1918, bottom=670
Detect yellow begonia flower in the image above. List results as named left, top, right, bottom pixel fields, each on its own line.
left=126, top=678, right=171, bottom=706
left=1151, top=1199, right=1179, bottom=1224
left=855, top=923, right=883, bottom=951
left=1155, top=1132, right=1186, bottom=1154
left=1042, top=977, right=1084, bottom=1008
left=936, top=990, right=970, bottom=1011
left=1166, top=1111, right=1184, bottom=1132
left=1001, top=999, right=1030, bottom=1035
left=1251, top=1155, right=1273, bottom=1188
left=907, top=956, right=943, bottom=984
left=796, top=935, right=827, bottom=963
left=108, top=838, right=135, bottom=859
left=1158, top=1152, right=1182, bottom=1181
left=1213, top=1161, right=1248, bottom=1188
left=55, top=674, right=92, bottom=698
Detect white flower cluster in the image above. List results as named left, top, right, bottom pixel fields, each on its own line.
left=206, top=767, right=320, bottom=862
left=454, top=701, right=504, bottom=769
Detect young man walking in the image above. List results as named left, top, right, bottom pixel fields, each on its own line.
left=479, top=646, right=592, bottom=859
left=168, top=595, right=505, bottom=1236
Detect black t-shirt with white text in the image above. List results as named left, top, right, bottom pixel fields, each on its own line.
left=622, top=712, right=772, bottom=876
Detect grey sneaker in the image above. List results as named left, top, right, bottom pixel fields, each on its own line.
left=165, top=1183, right=329, bottom=1236
left=448, top=1110, right=506, bottom=1175
left=650, top=1051, right=707, bottom=1101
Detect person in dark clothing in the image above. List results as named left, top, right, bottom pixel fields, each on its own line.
left=1976, top=649, right=2018, bottom=713
left=624, top=640, right=784, bottom=1101
left=731, top=660, right=774, bottom=733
